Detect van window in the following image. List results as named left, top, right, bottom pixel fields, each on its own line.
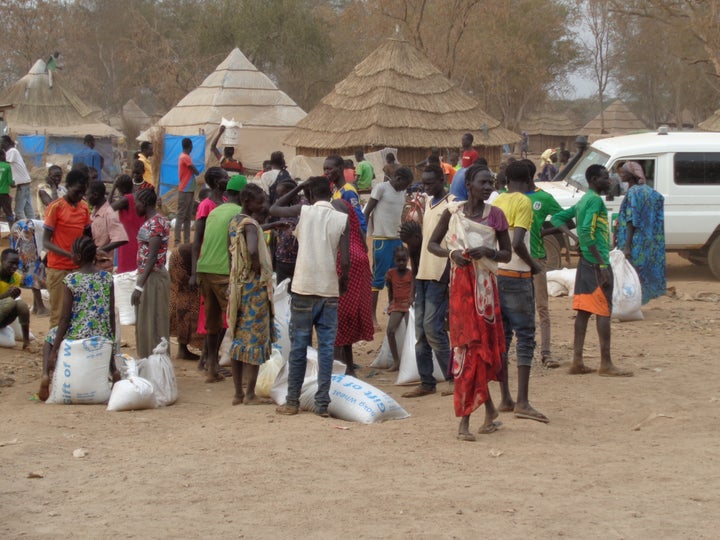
left=674, top=153, right=720, bottom=185
left=565, top=149, right=609, bottom=190
left=612, top=159, right=656, bottom=191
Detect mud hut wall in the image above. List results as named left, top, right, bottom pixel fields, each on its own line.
left=528, top=135, right=576, bottom=155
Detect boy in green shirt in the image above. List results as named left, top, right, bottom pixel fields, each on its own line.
left=549, top=164, right=632, bottom=377
left=0, top=149, right=14, bottom=227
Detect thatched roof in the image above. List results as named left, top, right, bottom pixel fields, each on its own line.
left=122, top=99, right=151, bottom=127
left=143, top=48, right=306, bottom=169
left=522, top=110, right=578, bottom=137
left=699, top=109, right=720, bottom=131
left=582, top=100, right=647, bottom=135
left=0, top=59, right=122, bottom=138
left=285, top=37, right=519, bottom=150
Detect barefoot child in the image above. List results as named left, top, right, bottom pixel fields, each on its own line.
left=227, top=184, right=276, bottom=405
left=39, top=237, right=118, bottom=401
left=384, top=245, right=413, bottom=372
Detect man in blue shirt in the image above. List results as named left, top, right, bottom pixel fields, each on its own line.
left=73, top=135, right=103, bottom=181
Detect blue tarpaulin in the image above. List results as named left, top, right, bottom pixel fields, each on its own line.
left=159, top=135, right=206, bottom=197
left=17, top=135, right=46, bottom=167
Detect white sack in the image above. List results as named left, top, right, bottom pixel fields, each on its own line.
left=113, top=271, right=137, bottom=325
left=610, top=249, right=644, bottom=322
left=138, top=338, right=177, bottom=406
left=218, top=333, right=232, bottom=367
left=370, top=315, right=407, bottom=369
left=46, top=337, right=113, bottom=404
left=256, top=349, right=285, bottom=398
left=300, top=374, right=410, bottom=423
left=546, top=267, right=576, bottom=297
left=107, top=358, right=155, bottom=411
left=272, top=278, right=292, bottom=362
left=395, top=308, right=446, bottom=385
left=270, top=347, right=346, bottom=405
left=10, top=318, right=35, bottom=342
left=0, top=326, right=15, bottom=348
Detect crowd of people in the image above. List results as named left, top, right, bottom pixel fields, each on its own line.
left=0, top=131, right=667, bottom=440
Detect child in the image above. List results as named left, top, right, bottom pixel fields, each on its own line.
left=39, top=236, right=118, bottom=401
left=385, top=245, right=413, bottom=372
left=272, top=179, right=301, bottom=286
left=110, top=174, right=145, bottom=273
left=227, top=184, right=276, bottom=405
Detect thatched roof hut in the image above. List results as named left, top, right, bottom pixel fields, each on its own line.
left=0, top=59, right=122, bottom=138
left=521, top=110, right=579, bottom=154
left=582, top=100, right=648, bottom=139
left=284, top=37, right=519, bottom=168
left=698, top=109, right=720, bottom=131
left=122, top=99, right=152, bottom=131
left=143, top=48, right=306, bottom=170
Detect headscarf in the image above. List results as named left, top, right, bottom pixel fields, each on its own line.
left=622, top=161, right=646, bottom=184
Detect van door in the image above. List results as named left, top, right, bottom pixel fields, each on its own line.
left=667, top=152, right=720, bottom=249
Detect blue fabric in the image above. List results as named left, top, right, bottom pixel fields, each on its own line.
left=414, top=279, right=450, bottom=388
left=497, top=275, right=536, bottom=367
left=17, top=136, right=46, bottom=167
left=286, top=294, right=338, bottom=407
left=615, top=184, right=666, bottom=304
left=449, top=167, right=468, bottom=201
left=371, top=238, right=403, bottom=290
left=159, top=135, right=206, bottom=197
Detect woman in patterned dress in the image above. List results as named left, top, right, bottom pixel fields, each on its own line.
left=227, top=184, right=276, bottom=405
left=38, top=236, right=117, bottom=401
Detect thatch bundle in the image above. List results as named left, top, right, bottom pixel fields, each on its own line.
left=285, top=38, right=519, bottom=167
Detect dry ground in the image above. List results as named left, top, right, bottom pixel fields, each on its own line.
left=1, top=254, right=719, bottom=539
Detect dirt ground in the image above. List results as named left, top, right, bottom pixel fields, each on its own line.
left=1, top=253, right=719, bottom=539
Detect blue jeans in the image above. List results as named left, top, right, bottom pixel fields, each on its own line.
left=286, top=294, right=338, bottom=408
left=497, top=275, right=536, bottom=367
left=14, top=184, right=34, bottom=220
left=414, top=279, right=450, bottom=389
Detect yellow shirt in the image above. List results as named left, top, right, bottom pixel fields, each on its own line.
left=0, top=271, right=23, bottom=295
left=493, top=192, right=533, bottom=272
left=139, top=154, right=155, bottom=188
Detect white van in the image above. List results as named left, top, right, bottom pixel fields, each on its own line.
left=536, top=130, right=720, bottom=278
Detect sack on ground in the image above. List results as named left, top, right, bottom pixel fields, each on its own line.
left=546, top=267, right=576, bottom=297
left=9, top=318, right=36, bottom=342
left=370, top=315, right=407, bottom=369
left=272, top=278, right=292, bottom=362
left=0, top=326, right=15, bottom=348
left=301, top=374, right=410, bottom=423
left=270, top=347, right=346, bottom=405
left=218, top=333, right=232, bottom=367
left=396, top=308, right=446, bottom=385
left=138, top=338, right=177, bottom=406
left=256, top=348, right=285, bottom=398
left=114, top=271, right=137, bottom=325
left=46, top=337, right=114, bottom=404
left=107, top=357, right=155, bottom=411
left=610, top=249, right=644, bottom=322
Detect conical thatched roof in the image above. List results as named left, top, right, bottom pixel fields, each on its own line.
left=582, top=100, right=647, bottom=135
left=0, top=59, right=122, bottom=138
left=522, top=110, right=578, bottom=137
left=285, top=38, right=519, bottom=150
left=122, top=99, right=151, bottom=128
left=145, top=48, right=306, bottom=169
left=699, top=109, right=720, bottom=131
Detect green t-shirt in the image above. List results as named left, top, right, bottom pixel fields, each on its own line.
left=355, top=160, right=374, bottom=190
left=0, top=162, right=13, bottom=195
left=196, top=203, right=242, bottom=275
left=551, top=189, right=610, bottom=265
left=526, top=188, right=563, bottom=259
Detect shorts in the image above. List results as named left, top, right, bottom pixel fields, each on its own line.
left=197, top=272, right=229, bottom=334
left=372, top=238, right=403, bottom=290
left=0, top=297, right=17, bottom=326
left=572, top=257, right=613, bottom=317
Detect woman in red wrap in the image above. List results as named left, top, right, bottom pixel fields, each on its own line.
left=428, top=164, right=512, bottom=441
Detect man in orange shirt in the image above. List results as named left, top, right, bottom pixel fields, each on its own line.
left=42, top=170, right=91, bottom=327
left=176, top=138, right=200, bottom=245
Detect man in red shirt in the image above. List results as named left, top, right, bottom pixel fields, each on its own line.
left=461, top=133, right=479, bottom=169
left=42, top=170, right=91, bottom=327
left=176, top=138, right=200, bottom=245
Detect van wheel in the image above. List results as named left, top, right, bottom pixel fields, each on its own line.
left=544, top=235, right=562, bottom=271
left=708, top=237, right=720, bottom=280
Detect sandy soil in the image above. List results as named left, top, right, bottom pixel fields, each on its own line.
left=1, top=253, right=719, bottom=539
